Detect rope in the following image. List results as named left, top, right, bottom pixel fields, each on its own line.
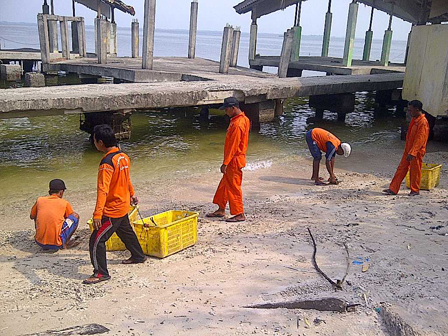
left=0, top=36, right=40, bottom=47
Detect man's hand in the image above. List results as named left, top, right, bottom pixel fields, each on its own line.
left=131, top=195, right=139, bottom=205
left=93, top=218, right=102, bottom=230
left=220, top=164, right=227, bottom=174
left=406, top=154, right=414, bottom=162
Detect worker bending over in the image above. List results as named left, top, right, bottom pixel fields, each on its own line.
left=384, top=100, right=429, bottom=196
left=207, top=97, right=250, bottom=222
left=30, top=179, right=80, bottom=250
left=306, top=128, right=351, bottom=185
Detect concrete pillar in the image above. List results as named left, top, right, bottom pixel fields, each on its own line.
left=321, top=11, right=332, bottom=57
left=249, top=19, right=258, bottom=61
left=106, top=21, right=111, bottom=54
left=37, top=14, right=50, bottom=64
left=25, top=72, right=45, bottom=87
left=61, top=17, right=70, bottom=60
left=342, top=1, right=359, bottom=67
left=380, top=12, right=393, bottom=66
left=71, top=21, right=79, bottom=54
left=110, top=22, right=117, bottom=56
left=94, top=18, right=98, bottom=55
left=278, top=29, right=294, bottom=78
left=362, top=7, right=374, bottom=61
left=48, top=20, right=58, bottom=53
left=131, top=20, right=139, bottom=58
left=96, top=19, right=107, bottom=64
left=142, top=0, right=156, bottom=69
left=188, top=0, right=198, bottom=59
left=80, top=18, right=87, bottom=57
left=219, top=25, right=234, bottom=74
left=230, top=28, right=241, bottom=67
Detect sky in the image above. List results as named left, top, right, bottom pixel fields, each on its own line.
left=0, top=0, right=412, bottom=40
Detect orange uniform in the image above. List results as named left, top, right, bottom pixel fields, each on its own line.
left=213, top=112, right=250, bottom=215
left=389, top=114, right=429, bottom=194
left=31, top=195, right=74, bottom=246
left=93, top=148, right=135, bottom=219
left=311, top=128, right=341, bottom=153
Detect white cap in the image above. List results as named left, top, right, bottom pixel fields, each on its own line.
left=341, top=143, right=351, bottom=158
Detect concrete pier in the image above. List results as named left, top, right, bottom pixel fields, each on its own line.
left=106, top=21, right=111, bottom=55
left=61, top=17, right=70, bottom=60
left=37, top=14, right=51, bottom=64
left=24, top=72, right=45, bottom=87
left=142, top=0, right=156, bottom=69
left=278, top=29, right=294, bottom=78
left=219, top=25, right=234, bottom=74
left=230, top=28, right=241, bottom=67
left=110, top=22, right=118, bottom=56
left=71, top=21, right=79, bottom=54
left=188, top=0, right=198, bottom=59
left=0, top=64, right=21, bottom=81
left=48, top=20, right=59, bottom=53
left=321, top=2, right=332, bottom=58
left=342, top=1, right=359, bottom=67
left=97, top=19, right=107, bottom=64
left=131, top=20, right=139, bottom=58
left=380, top=12, right=394, bottom=66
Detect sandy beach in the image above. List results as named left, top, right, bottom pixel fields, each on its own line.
left=1, top=152, right=448, bottom=336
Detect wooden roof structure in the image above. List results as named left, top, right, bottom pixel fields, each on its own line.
left=234, top=0, right=448, bottom=24
left=75, top=0, right=135, bottom=18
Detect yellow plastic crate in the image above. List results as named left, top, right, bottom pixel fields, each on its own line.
left=406, top=163, right=442, bottom=190
left=134, top=210, right=198, bottom=258
left=87, top=205, right=139, bottom=251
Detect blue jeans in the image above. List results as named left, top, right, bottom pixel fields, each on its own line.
left=306, top=130, right=322, bottom=160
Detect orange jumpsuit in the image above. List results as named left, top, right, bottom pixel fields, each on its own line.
left=389, top=114, right=429, bottom=194
left=213, top=112, right=250, bottom=215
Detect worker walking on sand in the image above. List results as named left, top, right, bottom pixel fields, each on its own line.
left=30, top=179, right=80, bottom=250
left=84, top=124, right=146, bottom=285
left=384, top=100, right=429, bottom=196
left=207, top=97, right=250, bottom=222
left=306, top=128, right=351, bottom=185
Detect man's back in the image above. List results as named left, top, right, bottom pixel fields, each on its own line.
left=224, top=112, right=250, bottom=168
left=31, top=195, right=73, bottom=246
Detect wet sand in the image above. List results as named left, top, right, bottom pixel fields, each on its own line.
left=1, top=152, right=448, bottom=335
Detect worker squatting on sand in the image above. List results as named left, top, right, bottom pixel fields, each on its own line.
left=83, top=124, right=147, bottom=285
left=384, top=100, right=430, bottom=196
left=30, top=179, right=80, bottom=250
left=306, top=128, right=352, bottom=186
left=206, top=97, right=251, bottom=223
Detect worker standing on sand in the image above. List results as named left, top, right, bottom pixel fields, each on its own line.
left=30, top=179, right=80, bottom=250
left=384, top=100, right=429, bottom=196
left=306, top=128, right=351, bottom=185
left=83, top=124, right=146, bottom=285
left=206, top=97, right=250, bottom=222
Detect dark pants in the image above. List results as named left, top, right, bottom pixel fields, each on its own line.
left=89, top=214, right=145, bottom=277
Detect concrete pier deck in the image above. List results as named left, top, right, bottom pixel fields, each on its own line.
left=251, top=56, right=406, bottom=75
left=0, top=56, right=404, bottom=118
left=0, top=48, right=42, bottom=62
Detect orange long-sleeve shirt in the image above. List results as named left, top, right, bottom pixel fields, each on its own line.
left=93, top=147, right=135, bottom=220
left=311, top=128, right=341, bottom=153
left=223, top=112, right=250, bottom=169
left=405, top=114, right=429, bottom=157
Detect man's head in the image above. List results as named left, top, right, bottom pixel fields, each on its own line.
left=408, top=100, right=423, bottom=118
left=49, top=179, right=66, bottom=198
left=337, top=143, right=352, bottom=157
left=93, top=124, right=117, bottom=152
left=219, top=97, right=241, bottom=118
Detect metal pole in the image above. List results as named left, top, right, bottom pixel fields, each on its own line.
left=97, top=0, right=101, bottom=18
left=72, top=0, right=76, bottom=17
left=111, top=7, right=115, bottom=23
left=296, top=1, right=302, bottom=27
left=388, top=4, right=394, bottom=30
left=50, top=0, right=54, bottom=15
left=42, top=0, right=49, bottom=15
left=327, top=0, right=332, bottom=12
left=368, top=7, right=374, bottom=31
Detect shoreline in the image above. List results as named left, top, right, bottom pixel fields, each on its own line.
left=1, top=155, right=448, bottom=335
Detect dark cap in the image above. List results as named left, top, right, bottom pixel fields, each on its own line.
left=219, top=97, right=239, bottom=110
left=49, top=179, right=66, bottom=191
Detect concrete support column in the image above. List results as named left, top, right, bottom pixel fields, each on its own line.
left=278, top=28, right=294, bottom=78
left=380, top=11, right=393, bottom=66
left=48, top=20, right=59, bottom=53
left=71, top=21, right=79, bottom=54
left=106, top=21, right=111, bottom=54
left=188, top=0, right=198, bottom=59
left=131, top=20, right=139, bottom=58
left=219, top=25, right=234, bottom=74
left=249, top=19, right=258, bottom=61
left=230, top=28, right=241, bottom=67
left=362, top=7, right=374, bottom=61
left=342, top=1, right=359, bottom=67
left=61, top=17, right=70, bottom=60
left=96, top=19, right=107, bottom=64
left=110, top=22, right=117, bottom=56
left=321, top=11, right=332, bottom=57
left=291, top=1, right=302, bottom=62
left=94, top=18, right=98, bottom=55
left=80, top=18, right=87, bottom=57
left=142, top=0, right=156, bottom=69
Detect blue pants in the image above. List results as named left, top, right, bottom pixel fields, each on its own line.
left=306, top=130, right=322, bottom=160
